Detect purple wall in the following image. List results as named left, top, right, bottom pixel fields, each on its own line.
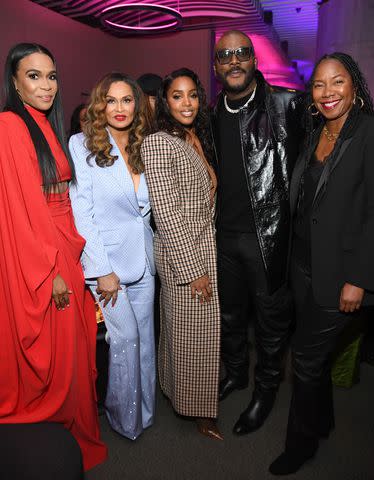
left=1, top=0, right=305, bottom=127
left=317, top=0, right=374, bottom=96
left=0, top=0, right=213, bottom=125
left=0, top=0, right=125, bottom=126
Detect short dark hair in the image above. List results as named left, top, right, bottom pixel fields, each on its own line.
left=215, top=30, right=255, bottom=55
left=155, top=67, right=213, bottom=162
left=137, top=73, right=162, bottom=97
left=69, top=103, right=86, bottom=138
left=3, top=42, right=75, bottom=190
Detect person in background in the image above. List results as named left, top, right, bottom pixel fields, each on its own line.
left=269, top=52, right=374, bottom=475
left=137, top=73, right=162, bottom=112
left=211, top=30, right=301, bottom=434
left=69, top=102, right=87, bottom=138
left=0, top=42, right=107, bottom=472
left=69, top=72, right=156, bottom=441
left=142, top=68, right=222, bottom=440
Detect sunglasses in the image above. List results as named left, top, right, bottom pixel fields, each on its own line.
left=215, top=46, right=253, bottom=65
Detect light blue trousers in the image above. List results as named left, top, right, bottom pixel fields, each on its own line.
left=91, top=265, right=156, bottom=440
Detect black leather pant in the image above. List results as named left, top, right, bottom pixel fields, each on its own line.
left=286, top=257, right=362, bottom=452
left=217, top=231, right=293, bottom=390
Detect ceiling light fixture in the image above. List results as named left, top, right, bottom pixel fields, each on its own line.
left=100, top=3, right=182, bottom=33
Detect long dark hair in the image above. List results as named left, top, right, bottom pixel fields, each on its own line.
left=156, top=68, right=213, bottom=163
left=3, top=42, right=75, bottom=191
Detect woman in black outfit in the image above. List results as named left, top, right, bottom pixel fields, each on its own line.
left=269, top=52, right=374, bottom=475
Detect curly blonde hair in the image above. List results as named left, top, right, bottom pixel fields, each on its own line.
left=83, top=72, right=154, bottom=172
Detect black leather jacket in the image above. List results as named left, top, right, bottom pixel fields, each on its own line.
left=211, top=71, right=303, bottom=293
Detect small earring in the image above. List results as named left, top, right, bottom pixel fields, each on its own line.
left=308, top=103, right=319, bottom=116
left=353, top=95, right=364, bottom=109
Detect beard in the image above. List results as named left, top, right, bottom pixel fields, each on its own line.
left=218, top=65, right=256, bottom=94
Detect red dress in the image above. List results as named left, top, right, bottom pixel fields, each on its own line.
left=0, top=106, right=107, bottom=471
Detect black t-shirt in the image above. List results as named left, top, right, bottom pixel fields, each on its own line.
left=216, top=93, right=256, bottom=232
left=293, top=153, right=325, bottom=270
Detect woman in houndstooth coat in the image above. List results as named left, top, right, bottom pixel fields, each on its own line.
left=141, top=68, right=222, bottom=439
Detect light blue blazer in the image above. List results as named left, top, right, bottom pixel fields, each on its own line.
left=69, top=132, right=155, bottom=284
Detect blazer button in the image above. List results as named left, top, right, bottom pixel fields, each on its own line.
left=312, top=218, right=317, bottom=224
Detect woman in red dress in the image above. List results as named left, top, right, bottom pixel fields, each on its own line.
left=0, top=43, right=107, bottom=472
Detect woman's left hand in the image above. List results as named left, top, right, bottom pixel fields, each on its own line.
left=190, top=274, right=212, bottom=304
left=339, top=283, right=364, bottom=312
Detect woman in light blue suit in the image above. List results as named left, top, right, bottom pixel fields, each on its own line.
left=69, top=72, right=156, bottom=440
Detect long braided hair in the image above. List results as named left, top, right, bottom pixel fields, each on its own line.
left=305, top=52, right=374, bottom=133
left=299, top=52, right=374, bottom=208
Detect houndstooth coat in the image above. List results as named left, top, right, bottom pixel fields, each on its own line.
left=141, top=131, right=220, bottom=418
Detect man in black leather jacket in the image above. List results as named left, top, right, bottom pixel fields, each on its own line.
left=211, top=30, right=302, bottom=434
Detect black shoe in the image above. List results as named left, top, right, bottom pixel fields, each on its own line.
left=268, top=447, right=317, bottom=475
left=219, top=376, right=248, bottom=401
left=233, top=388, right=276, bottom=434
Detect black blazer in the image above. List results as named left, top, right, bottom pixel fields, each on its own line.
left=290, top=112, right=374, bottom=307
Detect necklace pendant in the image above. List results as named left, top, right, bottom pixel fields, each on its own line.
left=223, top=86, right=257, bottom=114
left=323, top=125, right=339, bottom=142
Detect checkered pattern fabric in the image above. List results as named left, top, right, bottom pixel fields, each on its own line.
left=142, top=132, right=220, bottom=418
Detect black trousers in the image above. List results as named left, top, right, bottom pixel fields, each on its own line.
left=285, top=257, right=362, bottom=452
left=0, top=423, right=83, bottom=480
left=217, top=231, right=293, bottom=390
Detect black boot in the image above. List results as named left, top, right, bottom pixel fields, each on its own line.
left=219, top=376, right=248, bottom=401
left=269, top=442, right=318, bottom=476
left=233, top=387, right=276, bottom=434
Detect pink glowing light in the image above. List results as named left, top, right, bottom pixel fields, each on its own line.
left=215, top=32, right=304, bottom=90
left=100, top=3, right=182, bottom=32
left=104, top=19, right=179, bottom=31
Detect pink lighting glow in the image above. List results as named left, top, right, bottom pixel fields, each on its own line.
left=100, top=3, right=182, bottom=32
left=31, top=1, right=260, bottom=35
left=215, top=32, right=304, bottom=90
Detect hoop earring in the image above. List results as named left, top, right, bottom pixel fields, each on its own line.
left=308, top=103, right=319, bottom=116
left=353, top=95, right=364, bottom=109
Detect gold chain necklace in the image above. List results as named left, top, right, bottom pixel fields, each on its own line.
left=323, top=125, right=339, bottom=142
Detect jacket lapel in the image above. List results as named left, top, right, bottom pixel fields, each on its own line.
left=290, top=154, right=305, bottom=216
left=105, top=131, right=140, bottom=213
left=179, top=137, right=211, bottom=192
left=312, top=137, right=353, bottom=206
left=290, top=131, right=320, bottom=216
left=138, top=174, right=151, bottom=217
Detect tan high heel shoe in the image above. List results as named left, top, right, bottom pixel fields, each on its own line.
left=196, top=418, right=223, bottom=440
